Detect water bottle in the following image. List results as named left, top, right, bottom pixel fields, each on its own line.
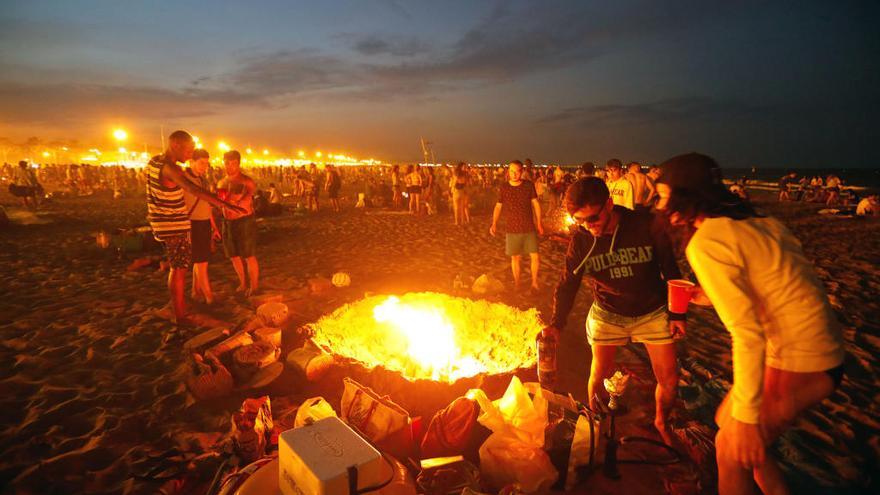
left=536, top=332, right=558, bottom=391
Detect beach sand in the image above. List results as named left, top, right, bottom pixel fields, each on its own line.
left=0, top=189, right=877, bottom=494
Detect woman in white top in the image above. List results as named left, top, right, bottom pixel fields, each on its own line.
left=655, top=153, right=844, bottom=495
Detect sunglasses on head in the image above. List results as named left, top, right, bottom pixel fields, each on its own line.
left=572, top=202, right=606, bottom=224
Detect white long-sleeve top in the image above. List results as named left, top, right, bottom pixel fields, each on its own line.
left=686, top=216, right=844, bottom=424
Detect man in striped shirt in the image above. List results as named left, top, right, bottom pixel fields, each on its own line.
left=147, top=130, right=245, bottom=327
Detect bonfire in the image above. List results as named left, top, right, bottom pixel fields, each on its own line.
left=308, top=292, right=542, bottom=382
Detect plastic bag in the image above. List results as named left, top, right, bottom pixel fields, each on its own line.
left=293, top=397, right=337, bottom=428
left=468, top=376, right=557, bottom=493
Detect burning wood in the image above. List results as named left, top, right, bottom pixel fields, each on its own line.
left=308, top=292, right=541, bottom=383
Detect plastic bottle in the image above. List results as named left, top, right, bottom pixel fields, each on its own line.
left=536, top=332, right=558, bottom=391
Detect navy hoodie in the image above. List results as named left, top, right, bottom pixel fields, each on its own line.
left=549, top=206, right=681, bottom=329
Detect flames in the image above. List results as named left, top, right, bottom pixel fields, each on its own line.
left=309, top=292, right=541, bottom=382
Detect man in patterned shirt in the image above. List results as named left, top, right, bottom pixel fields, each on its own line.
left=490, top=160, right=544, bottom=293
left=146, top=130, right=244, bottom=327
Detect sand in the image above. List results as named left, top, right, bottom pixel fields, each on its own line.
left=0, top=187, right=877, bottom=494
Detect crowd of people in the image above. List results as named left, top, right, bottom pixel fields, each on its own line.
left=1, top=130, right=860, bottom=494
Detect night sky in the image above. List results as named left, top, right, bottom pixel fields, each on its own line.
left=1, top=0, right=878, bottom=167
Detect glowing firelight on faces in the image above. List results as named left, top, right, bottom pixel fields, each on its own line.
left=372, top=296, right=485, bottom=381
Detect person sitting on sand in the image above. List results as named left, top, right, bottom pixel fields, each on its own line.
left=655, top=153, right=845, bottom=495
left=543, top=176, right=685, bottom=445
left=490, top=161, right=544, bottom=293
left=146, top=131, right=244, bottom=326
left=218, top=150, right=260, bottom=296
left=856, top=194, right=879, bottom=217
left=184, top=149, right=221, bottom=306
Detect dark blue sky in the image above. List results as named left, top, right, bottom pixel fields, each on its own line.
left=1, top=0, right=878, bottom=167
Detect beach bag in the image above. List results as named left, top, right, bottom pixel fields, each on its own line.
left=341, top=378, right=410, bottom=443
left=185, top=353, right=234, bottom=401
left=420, top=397, right=490, bottom=462
left=468, top=377, right=558, bottom=493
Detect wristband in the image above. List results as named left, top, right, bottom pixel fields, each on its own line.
left=667, top=311, right=687, bottom=321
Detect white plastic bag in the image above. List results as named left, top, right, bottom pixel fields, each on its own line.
left=293, top=397, right=337, bottom=428
left=467, top=376, right=558, bottom=493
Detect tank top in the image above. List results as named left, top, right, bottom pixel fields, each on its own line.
left=146, top=155, right=190, bottom=240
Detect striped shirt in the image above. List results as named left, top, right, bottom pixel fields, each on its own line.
left=146, top=155, right=190, bottom=240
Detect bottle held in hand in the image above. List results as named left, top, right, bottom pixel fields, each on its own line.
left=536, top=331, right=558, bottom=391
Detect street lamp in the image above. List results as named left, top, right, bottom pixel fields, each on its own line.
left=113, top=128, right=128, bottom=164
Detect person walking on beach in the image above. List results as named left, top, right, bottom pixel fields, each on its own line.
left=542, top=177, right=684, bottom=444
left=184, top=149, right=221, bottom=305
left=490, top=160, right=544, bottom=292
left=626, top=162, right=655, bottom=210
left=146, top=131, right=244, bottom=326
left=605, top=159, right=634, bottom=210
left=655, top=153, right=845, bottom=495
left=218, top=150, right=260, bottom=296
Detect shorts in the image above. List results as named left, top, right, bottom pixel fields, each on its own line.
left=586, top=303, right=672, bottom=346
left=406, top=186, right=421, bottom=195
left=328, top=187, right=340, bottom=199
left=190, top=219, right=212, bottom=263
left=505, top=231, right=538, bottom=256
left=160, top=232, right=192, bottom=270
left=222, top=215, right=257, bottom=259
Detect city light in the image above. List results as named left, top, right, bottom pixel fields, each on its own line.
left=112, top=128, right=127, bottom=141
left=218, top=141, right=230, bottom=152
left=263, top=149, right=269, bottom=156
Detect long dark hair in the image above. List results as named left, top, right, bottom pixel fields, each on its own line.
left=664, top=185, right=762, bottom=223
left=658, top=153, right=762, bottom=223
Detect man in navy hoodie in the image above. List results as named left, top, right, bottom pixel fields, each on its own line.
left=543, top=177, right=684, bottom=443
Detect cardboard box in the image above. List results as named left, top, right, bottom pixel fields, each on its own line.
left=279, top=416, right=384, bottom=495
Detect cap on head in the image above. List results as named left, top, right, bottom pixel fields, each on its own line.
left=657, top=153, right=724, bottom=191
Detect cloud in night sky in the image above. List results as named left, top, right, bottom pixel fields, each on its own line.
left=0, top=0, right=877, bottom=166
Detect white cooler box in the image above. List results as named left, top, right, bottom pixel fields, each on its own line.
left=279, top=416, right=385, bottom=495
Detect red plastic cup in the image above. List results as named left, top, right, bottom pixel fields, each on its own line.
left=667, top=279, right=695, bottom=314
